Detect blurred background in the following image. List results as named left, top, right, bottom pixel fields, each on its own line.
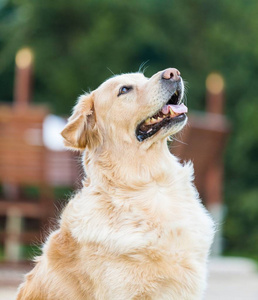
left=0, top=0, right=258, bottom=299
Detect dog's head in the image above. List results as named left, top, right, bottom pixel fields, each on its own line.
left=61, top=68, right=187, bottom=151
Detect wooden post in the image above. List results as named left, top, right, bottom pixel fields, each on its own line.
left=13, top=48, right=33, bottom=110
left=205, top=72, right=225, bottom=255
left=206, top=73, right=225, bottom=114
left=3, top=48, right=33, bottom=261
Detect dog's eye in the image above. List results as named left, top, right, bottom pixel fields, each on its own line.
left=118, top=86, right=133, bottom=97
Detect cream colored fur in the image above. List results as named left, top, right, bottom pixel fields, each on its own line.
left=17, top=70, right=214, bottom=300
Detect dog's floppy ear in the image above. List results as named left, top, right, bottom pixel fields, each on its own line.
left=61, top=93, right=102, bottom=150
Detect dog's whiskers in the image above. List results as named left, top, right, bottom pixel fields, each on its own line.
left=107, top=67, right=115, bottom=76
left=170, top=135, right=188, bottom=145
left=138, top=60, right=150, bottom=74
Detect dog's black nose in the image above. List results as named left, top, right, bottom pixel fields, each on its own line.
left=161, top=68, right=181, bottom=81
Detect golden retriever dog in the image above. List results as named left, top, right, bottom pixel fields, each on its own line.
left=17, top=68, right=214, bottom=300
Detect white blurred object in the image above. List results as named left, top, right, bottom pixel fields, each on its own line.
left=43, top=114, right=66, bottom=151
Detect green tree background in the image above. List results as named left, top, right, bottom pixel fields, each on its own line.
left=0, top=0, right=258, bottom=258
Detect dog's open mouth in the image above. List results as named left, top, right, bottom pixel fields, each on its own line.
left=136, top=90, right=188, bottom=142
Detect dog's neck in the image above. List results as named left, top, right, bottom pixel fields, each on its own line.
left=82, top=139, right=181, bottom=189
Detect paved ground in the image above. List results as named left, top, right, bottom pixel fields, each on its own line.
left=0, top=257, right=258, bottom=299
left=206, top=257, right=258, bottom=300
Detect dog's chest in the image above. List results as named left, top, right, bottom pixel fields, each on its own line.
left=70, top=184, right=212, bottom=257
left=67, top=184, right=213, bottom=299
left=122, top=189, right=211, bottom=254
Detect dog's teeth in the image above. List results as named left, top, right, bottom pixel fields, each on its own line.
left=170, top=108, right=176, bottom=117
left=145, top=118, right=151, bottom=125
left=144, top=116, right=163, bottom=126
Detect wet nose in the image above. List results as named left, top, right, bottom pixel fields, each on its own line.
left=161, top=68, right=181, bottom=81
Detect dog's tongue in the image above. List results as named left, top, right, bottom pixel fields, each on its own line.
left=162, top=103, right=188, bottom=115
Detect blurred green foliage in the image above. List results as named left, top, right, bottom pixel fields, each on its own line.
left=0, top=0, right=258, bottom=257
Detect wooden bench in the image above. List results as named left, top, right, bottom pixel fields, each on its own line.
left=0, top=105, right=83, bottom=261
left=0, top=105, right=53, bottom=260
left=171, top=112, right=230, bottom=207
